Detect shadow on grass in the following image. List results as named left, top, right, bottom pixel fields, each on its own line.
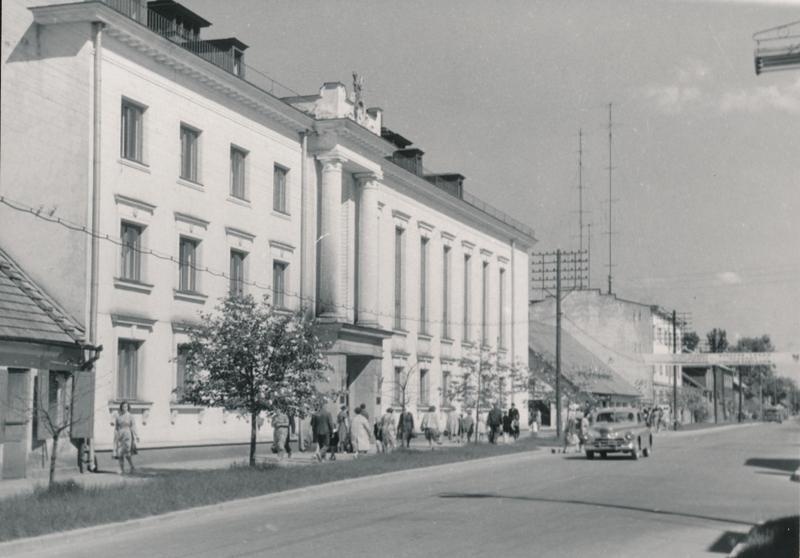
left=744, top=458, right=800, bottom=473
left=438, top=492, right=754, bottom=526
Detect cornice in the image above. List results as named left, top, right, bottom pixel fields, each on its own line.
left=30, top=2, right=313, bottom=133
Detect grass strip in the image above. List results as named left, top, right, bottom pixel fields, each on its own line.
left=0, top=436, right=556, bottom=542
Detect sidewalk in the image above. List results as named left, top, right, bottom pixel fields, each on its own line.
left=0, top=433, right=524, bottom=500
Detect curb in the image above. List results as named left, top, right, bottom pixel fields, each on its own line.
left=0, top=446, right=553, bottom=555
left=658, top=422, right=760, bottom=438
left=792, top=467, right=800, bottom=482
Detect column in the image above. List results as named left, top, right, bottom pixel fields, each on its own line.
left=318, top=157, right=343, bottom=318
left=356, top=173, right=380, bottom=326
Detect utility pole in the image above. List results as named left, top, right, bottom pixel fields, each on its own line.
left=721, top=368, right=727, bottom=421
left=606, top=103, right=615, bottom=295
left=672, top=309, right=678, bottom=430
left=556, top=250, right=563, bottom=440
left=712, top=366, right=718, bottom=424
left=759, top=372, right=764, bottom=418
left=738, top=368, right=743, bottom=422
left=587, top=223, right=592, bottom=289
left=576, top=130, right=588, bottom=289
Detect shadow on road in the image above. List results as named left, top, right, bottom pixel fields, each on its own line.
left=437, top=492, right=754, bottom=526
left=707, top=531, right=747, bottom=554
left=744, top=457, right=800, bottom=473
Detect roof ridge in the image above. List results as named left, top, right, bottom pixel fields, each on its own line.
left=0, top=246, right=85, bottom=344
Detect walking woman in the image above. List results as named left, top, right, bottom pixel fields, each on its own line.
left=420, top=405, right=441, bottom=450
left=114, top=401, right=139, bottom=474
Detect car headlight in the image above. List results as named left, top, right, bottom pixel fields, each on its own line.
left=624, top=432, right=634, bottom=440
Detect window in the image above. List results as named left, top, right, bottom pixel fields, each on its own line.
left=230, top=146, right=247, bottom=199
left=178, top=237, right=198, bottom=292
left=499, top=268, right=506, bottom=348
left=482, top=261, right=489, bottom=345
left=180, top=125, right=199, bottom=182
left=230, top=250, right=246, bottom=297
left=441, top=370, right=450, bottom=406
left=117, top=340, right=140, bottom=399
left=394, top=367, right=404, bottom=405
left=463, top=254, right=471, bottom=341
left=394, top=227, right=404, bottom=330
left=273, top=261, right=287, bottom=308
left=175, top=344, right=189, bottom=399
left=120, top=222, right=142, bottom=281
left=419, top=368, right=429, bottom=406
left=442, top=246, right=450, bottom=338
left=419, top=237, right=429, bottom=334
left=273, top=165, right=288, bottom=213
left=121, top=100, right=144, bottom=162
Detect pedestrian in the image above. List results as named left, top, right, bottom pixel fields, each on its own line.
left=562, top=416, right=580, bottom=453
left=487, top=403, right=503, bottom=444
left=350, top=407, right=373, bottom=457
left=577, top=413, right=590, bottom=453
left=359, top=402, right=369, bottom=421
left=272, top=410, right=291, bottom=460
left=460, top=410, right=475, bottom=443
left=337, top=405, right=350, bottom=453
left=509, top=403, right=520, bottom=441
left=477, top=412, right=487, bottom=441
left=374, top=418, right=384, bottom=454
left=380, top=408, right=397, bottom=453
left=113, top=401, right=139, bottom=474
left=397, top=407, right=415, bottom=448
left=310, top=403, right=335, bottom=462
left=502, top=409, right=511, bottom=443
left=535, top=409, right=542, bottom=430
left=420, top=405, right=441, bottom=450
left=447, top=409, right=460, bottom=443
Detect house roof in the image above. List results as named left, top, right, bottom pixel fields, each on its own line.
left=0, top=248, right=84, bottom=346
left=529, top=322, right=640, bottom=397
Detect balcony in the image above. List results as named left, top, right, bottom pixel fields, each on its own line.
left=98, top=0, right=245, bottom=77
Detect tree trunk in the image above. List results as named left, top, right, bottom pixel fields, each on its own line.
left=249, top=412, right=257, bottom=467
left=49, top=433, right=59, bottom=487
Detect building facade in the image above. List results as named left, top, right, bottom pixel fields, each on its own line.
left=651, top=307, right=683, bottom=408
left=1, top=0, right=535, bottom=452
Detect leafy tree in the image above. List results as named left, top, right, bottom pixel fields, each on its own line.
left=182, top=295, right=330, bottom=466
left=733, top=335, right=775, bottom=401
left=706, top=328, right=728, bottom=353
left=389, top=363, right=417, bottom=412
left=682, top=331, right=700, bottom=352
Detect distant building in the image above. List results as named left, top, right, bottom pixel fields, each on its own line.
left=529, top=290, right=683, bottom=408
left=1, top=0, right=535, bottom=454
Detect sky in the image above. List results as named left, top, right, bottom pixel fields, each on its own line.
left=185, top=0, right=799, bottom=374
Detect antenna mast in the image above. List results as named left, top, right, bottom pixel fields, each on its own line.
left=606, top=103, right=616, bottom=295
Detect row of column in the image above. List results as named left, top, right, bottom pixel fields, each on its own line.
left=317, top=156, right=380, bottom=326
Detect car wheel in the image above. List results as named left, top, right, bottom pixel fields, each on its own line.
left=600, top=452, right=608, bottom=459
left=586, top=451, right=595, bottom=460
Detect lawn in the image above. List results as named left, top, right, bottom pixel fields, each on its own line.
left=0, top=435, right=557, bottom=542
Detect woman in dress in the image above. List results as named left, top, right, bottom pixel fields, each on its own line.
left=114, top=401, right=139, bottom=474
left=420, top=405, right=441, bottom=450
left=350, top=407, right=373, bottom=457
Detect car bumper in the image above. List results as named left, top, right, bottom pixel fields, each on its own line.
left=585, top=439, right=635, bottom=452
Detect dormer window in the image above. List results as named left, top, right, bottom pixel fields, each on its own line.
left=233, top=50, right=245, bottom=78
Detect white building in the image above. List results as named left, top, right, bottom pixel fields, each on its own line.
left=1, top=0, right=535, bottom=462
left=651, top=307, right=683, bottom=408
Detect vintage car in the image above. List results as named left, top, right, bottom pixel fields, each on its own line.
left=584, top=408, right=653, bottom=460
left=763, top=408, right=784, bottom=423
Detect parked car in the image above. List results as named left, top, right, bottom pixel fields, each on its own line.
left=763, top=408, right=784, bottom=423
left=585, top=408, right=653, bottom=460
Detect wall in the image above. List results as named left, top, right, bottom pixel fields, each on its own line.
left=1, top=0, right=93, bottom=324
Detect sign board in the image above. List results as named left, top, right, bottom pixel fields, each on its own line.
left=641, top=352, right=800, bottom=367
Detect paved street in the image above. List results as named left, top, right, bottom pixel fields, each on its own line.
left=4, top=421, right=798, bottom=558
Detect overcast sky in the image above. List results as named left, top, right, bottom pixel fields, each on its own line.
left=186, top=0, right=799, bottom=372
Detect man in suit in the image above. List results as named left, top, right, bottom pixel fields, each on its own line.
left=397, top=408, right=415, bottom=448
left=487, top=403, right=503, bottom=444
left=310, top=403, right=336, bottom=462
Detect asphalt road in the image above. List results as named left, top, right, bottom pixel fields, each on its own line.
left=6, top=421, right=799, bottom=558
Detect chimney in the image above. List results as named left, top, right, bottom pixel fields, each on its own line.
left=391, top=148, right=424, bottom=176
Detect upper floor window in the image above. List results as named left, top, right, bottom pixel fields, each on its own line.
left=230, top=250, right=246, bottom=297
left=499, top=268, right=506, bottom=348
left=273, top=165, right=289, bottom=214
left=273, top=260, right=287, bottom=308
left=482, top=261, right=489, bottom=345
left=180, top=125, right=200, bottom=182
left=419, top=237, right=429, bottom=334
left=175, top=344, right=189, bottom=400
left=121, top=100, right=144, bottom=163
left=394, top=227, right=405, bottom=330
left=120, top=222, right=143, bottom=282
left=419, top=368, right=430, bottom=406
left=230, top=146, right=247, bottom=200
left=178, top=237, right=199, bottom=292
left=442, top=246, right=451, bottom=338
left=463, top=254, right=471, bottom=341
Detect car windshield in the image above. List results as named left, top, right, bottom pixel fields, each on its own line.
left=595, top=412, right=636, bottom=423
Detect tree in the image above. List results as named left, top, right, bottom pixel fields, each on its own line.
left=389, top=363, right=417, bottom=412
left=682, top=331, right=700, bottom=352
left=733, top=335, right=774, bottom=401
left=706, top=328, right=728, bottom=353
left=182, top=295, right=330, bottom=466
